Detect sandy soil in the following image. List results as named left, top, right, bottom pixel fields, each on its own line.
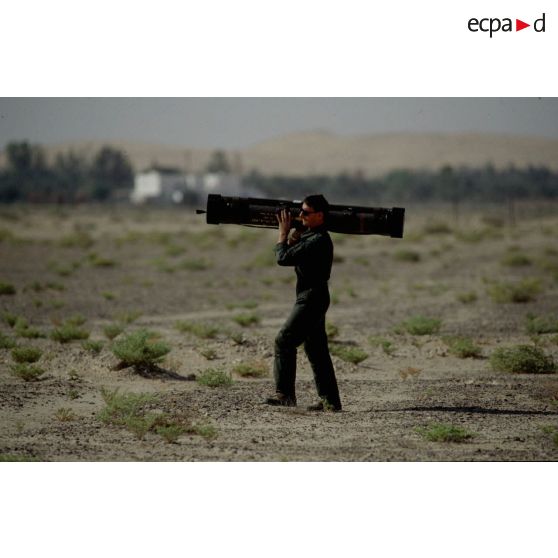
left=1, top=202, right=558, bottom=461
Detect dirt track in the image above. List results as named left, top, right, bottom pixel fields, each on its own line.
left=1, top=203, right=558, bottom=461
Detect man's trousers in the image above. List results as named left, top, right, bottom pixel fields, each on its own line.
left=273, top=293, right=341, bottom=409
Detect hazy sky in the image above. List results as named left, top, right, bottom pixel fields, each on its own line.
left=1, top=98, right=557, bottom=150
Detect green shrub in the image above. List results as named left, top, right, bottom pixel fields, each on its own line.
left=103, top=323, right=125, bottom=340
left=196, top=368, right=233, bottom=388
left=82, top=340, right=105, bottom=354
left=98, top=387, right=158, bottom=426
left=55, top=407, right=76, bottom=422
left=455, top=228, right=500, bottom=243
left=175, top=321, right=219, bottom=339
left=50, top=320, right=90, bottom=343
left=416, top=423, right=475, bottom=443
left=124, top=414, right=159, bottom=440
left=48, top=261, right=78, bottom=277
left=229, top=331, right=247, bottom=345
left=11, top=346, right=42, bottom=363
left=177, top=258, right=211, bottom=271
left=111, top=329, right=171, bottom=367
left=0, top=282, right=16, bottom=295
left=232, top=313, right=260, bottom=327
left=368, top=336, right=396, bottom=355
left=66, top=314, right=87, bottom=327
left=114, top=310, right=142, bottom=324
left=526, top=315, right=558, bottom=335
left=3, top=312, right=18, bottom=327
left=14, top=318, right=44, bottom=339
left=326, top=322, right=339, bottom=340
left=487, top=279, right=542, bottom=303
left=423, top=221, right=452, bottom=234
left=500, top=253, right=532, bottom=267
left=489, top=345, right=555, bottom=374
left=199, top=347, right=218, bottom=360
left=10, top=363, right=45, bottom=381
left=88, top=253, right=116, bottom=267
left=456, top=291, right=478, bottom=304
left=0, top=332, right=16, bottom=349
left=443, top=336, right=482, bottom=358
left=156, top=424, right=184, bottom=443
left=330, top=344, right=368, bottom=364
left=398, top=315, right=442, bottom=335
left=60, top=231, right=94, bottom=249
left=190, top=423, right=218, bottom=440
left=233, top=360, right=268, bottom=378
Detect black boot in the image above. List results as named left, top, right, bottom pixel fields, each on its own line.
left=306, top=399, right=341, bottom=412
left=264, top=393, right=297, bottom=407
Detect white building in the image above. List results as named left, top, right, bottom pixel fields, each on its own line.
left=131, top=168, right=263, bottom=205
left=130, top=168, right=188, bottom=204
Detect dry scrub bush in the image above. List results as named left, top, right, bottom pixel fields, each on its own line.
left=197, top=368, right=233, bottom=387
left=489, top=345, right=556, bottom=374
left=55, top=407, right=76, bottom=422
left=456, top=291, right=478, bottom=304
left=500, top=253, right=532, bottom=267
left=416, top=423, right=475, bottom=443
left=0, top=281, right=16, bottom=295
left=82, top=340, right=104, bottom=354
left=233, top=360, right=268, bottom=378
left=176, top=321, right=220, bottom=339
left=10, top=363, right=45, bottom=381
left=232, top=313, right=260, bottom=327
left=103, top=323, right=124, bottom=340
left=487, top=278, right=542, bottom=303
left=111, top=329, right=170, bottom=367
left=526, top=314, right=558, bottom=335
left=393, top=249, right=421, bottom=262
left=0, top=332, right=16, bottom=349
left=443, top=336, right=482, bottom=359
left=11, top=346, right=42, bottom=363
left=50, top=320, right=90, bottom=343
left=114, top=310, right=142, bottom=324
left=326, top=322, right=339, bottom=340
left=14, top=317, right=44, bottom=339
left=330, top=344, right=368, bottom=364
left=368, top=336, right=396, bottom=356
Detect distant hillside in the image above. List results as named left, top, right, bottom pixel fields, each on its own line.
left=2, top=132, right=558, bottom=177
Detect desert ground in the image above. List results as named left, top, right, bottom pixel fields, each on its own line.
left=1, top=201, right=558, bottom=461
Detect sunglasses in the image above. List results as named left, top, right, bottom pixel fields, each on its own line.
left=300, top=208, right=318, bottom=216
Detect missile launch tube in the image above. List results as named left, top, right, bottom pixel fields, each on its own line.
left=197, top=194, right=405, bottom=238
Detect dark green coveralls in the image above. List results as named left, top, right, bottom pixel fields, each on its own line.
left=274, top=225, right=342, bottom=409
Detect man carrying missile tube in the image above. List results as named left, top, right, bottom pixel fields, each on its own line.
left=265, top=194, right=342, bottom=412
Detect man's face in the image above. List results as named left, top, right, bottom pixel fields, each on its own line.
left=300, top=203, right=324, bottom=229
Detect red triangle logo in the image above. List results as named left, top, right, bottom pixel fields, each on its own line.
left=516, top=19, right=530, bottom=31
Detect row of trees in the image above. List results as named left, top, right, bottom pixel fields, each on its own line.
left=245, top=165, right=558, bottom=205
left=0, top=143, right=239, bottom=203
left=2, top=140, right=558, bottom=204
left=0, top=142, right=134, bottom=202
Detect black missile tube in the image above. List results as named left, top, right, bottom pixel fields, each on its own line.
left=198, top=194, right=405, bottom=238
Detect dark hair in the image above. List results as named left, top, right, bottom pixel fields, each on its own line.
left=303, top=194, right=330, bottom=215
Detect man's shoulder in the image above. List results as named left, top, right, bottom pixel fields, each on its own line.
left=304, top=226, right=330, bottom=239
left=302, top=228, right=332, bottom=248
